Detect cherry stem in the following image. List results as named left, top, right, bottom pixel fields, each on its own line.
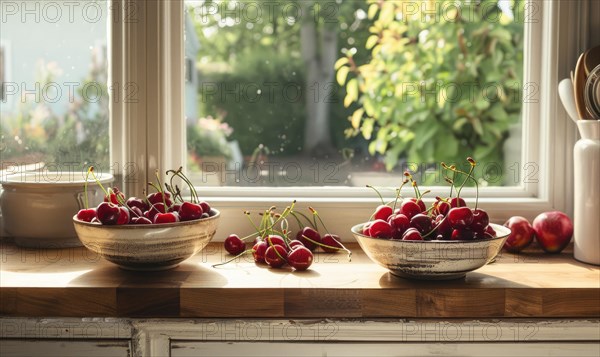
left=423, top=216, right=446, bottom=239
left=83, top=167, right=92, bottom=209
left=410, top=179, right=419, bottom=198
left=291, top=210, right=316, bottom=230
left=302, top=234, right=352, bottom=262
left=147, top=181, right=161, bottom=194
left=456, top=165, right=474, bottom=198
left=280, top=218, right=289, bottom=238
left=240, top=231, right=260, bottom=241
left=445, top=164, right=478, bottom=208
left=212, top=249, right=253, bottom=268
left=154, top=170, right=168, bottom=212
left=289, top=211, right=306, bottom=230
left=366, top=185, right=385, bottom=206
left=309, top=207, right=353, bottom=261
left=266, top=236, right=288, bottom=262
left=449, top=170, right=456, bottom=197
left=392, top=179, right=409, bottom=212
left=244, top=211, right=262, bottom=232
left=259, top=209, right=270, bottom=238
left=88, top=167, right=109, bottom=197
left=424, top=203, right=438, bottom=216
left=166, top=167, right=198, bottom=204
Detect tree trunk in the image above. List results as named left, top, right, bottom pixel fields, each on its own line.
left=301, top=2, right=336, bottom=156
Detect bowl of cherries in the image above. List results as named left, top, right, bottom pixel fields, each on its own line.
left=72, top=167, right=219, bottom=271
left=351, top=158, right=510, bottom=280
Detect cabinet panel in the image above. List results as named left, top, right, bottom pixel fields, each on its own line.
left=171, top=341, right=600, bottom=357
left=0, top=339, right=131, bottom=357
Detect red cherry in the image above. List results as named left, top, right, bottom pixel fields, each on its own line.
left=126, top=197, right=148, bottom=212
left=287, top=247, right=313, bottom=271
left=400, top=200, right=421, bottom=219
left=402, top=228, right=423, bottom=241
left=252, top=241, right=268, bottom=263
left=296, top=227, right=321, bottom=251
left=450, top=197, right=466, bottom=208
left=224, top=234, right=245, bottom=255
left=153, top=212, right=179, bottom=224
left=368, top=219, right=393, bottom=238
left=146, top=203, right=167, bottom=220
left=451, top=228, right=475, bottom=240
left=434, top=214, right=452, bottom=239
left=409, top=198, right=426, bottom=212
left=131, top=216, right=152, bottom=224
left=471, top=208, right=489, bottom=231
left=76, top=208, right=96, bottom=222
left=169, top=204, right=181, bottom=213
left=447, top=207, right=474, bottom=229
left=485, top=225, right=497, bottom=237
left=199, top=201, right=211, bottom=215
left=264, top=235, right=287, bottom=249
left=116, top=206, right=130, bottom=225
left=264, top=245, right=287, bottom=268
left=96, top=202, right=120, bottom=225
left=288, top=240, right=305, bottom=250
left=388, top=213, right=410, bottom=239
left=129, top=206, right=143, bottom=223
left=147, top=192, right=172, bottom=207
left=373, top=205, right=393, bottom=221
left=410, top=213, right=433, bottom=236
left=435, top=200, right=451, bottom=216
left=362, top=222, right=373, bottom=236
left=321, top=234, right=343, bottom=253
left=104, top=188, right=125, bottom=205
left=179, top=201, right=203, bottom=221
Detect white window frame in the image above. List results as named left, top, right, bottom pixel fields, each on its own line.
left=0, top=39, right=12, bottom=110
left=109, top=0, right=591, bottom=239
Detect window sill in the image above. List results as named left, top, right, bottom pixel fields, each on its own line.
left=1, top=242, right=598, bottom=319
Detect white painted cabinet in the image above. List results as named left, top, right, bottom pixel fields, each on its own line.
left=0, top=340, right=131, bottom=357
left=171, top=341, right=600, bottom=357
left=2, top=318, right=599, bottom=357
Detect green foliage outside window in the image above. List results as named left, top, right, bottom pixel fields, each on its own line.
left=336, top=0, right=524, bottom=179
left=0, top=57, right=110, bottom=170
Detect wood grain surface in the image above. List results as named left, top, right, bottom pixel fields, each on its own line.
left=1, top=243, right=599, bottom=318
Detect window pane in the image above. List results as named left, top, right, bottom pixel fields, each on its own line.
left=0, top=0, right=109, bottom=173
left=184, top=0, right=524, bottom=187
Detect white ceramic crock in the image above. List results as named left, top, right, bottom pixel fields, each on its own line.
left=574, top=120, right=600, bottom=265
left=0, top=171, right=113, bottom=248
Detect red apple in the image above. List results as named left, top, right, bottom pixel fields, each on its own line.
left=503, top=216, right=535, bottom=252
left=532, top=211, right=573, bottom=253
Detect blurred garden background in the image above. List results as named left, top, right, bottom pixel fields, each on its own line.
left=186, top=0, right=525, bottom=186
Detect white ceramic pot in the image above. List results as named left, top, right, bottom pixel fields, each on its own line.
left=574, top=120, right=600, bottom=265
left=0, top=171, right=113, bottom=248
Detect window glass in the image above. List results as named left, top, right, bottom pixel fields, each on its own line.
left=184, top=0, right=525, bottom=188
left=0, top=0, right=110, bottom=174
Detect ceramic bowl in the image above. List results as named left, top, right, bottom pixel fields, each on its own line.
left=351, top=223, right=510, bottom=280
left=0, top=171, right=113, bottom=248
left=73, top=209, right=220, bottom=271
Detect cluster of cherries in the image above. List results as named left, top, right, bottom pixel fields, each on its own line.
left=75, top=167, right=215, bottom=225
left=362, top=157, right=497, bottom=241
left=216, top=202, right=351, bottom=271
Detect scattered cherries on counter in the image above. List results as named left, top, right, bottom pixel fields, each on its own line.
left=214, top=202, right=351, bottom=272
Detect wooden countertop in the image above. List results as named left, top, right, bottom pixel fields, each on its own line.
left=1, top=242, right=599, bottom=318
